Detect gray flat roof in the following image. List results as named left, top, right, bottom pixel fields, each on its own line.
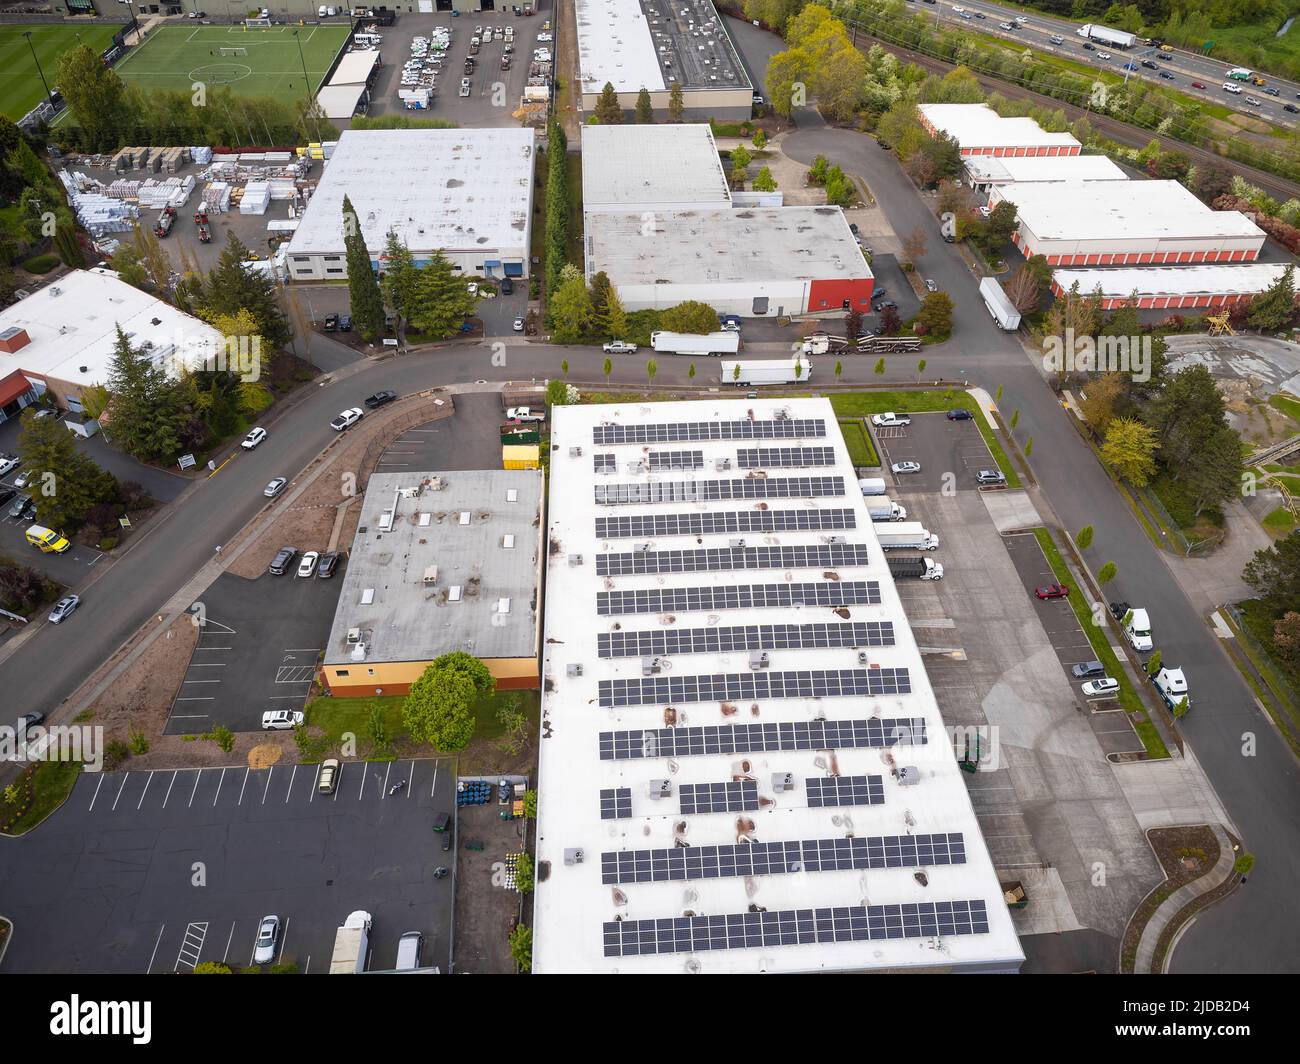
left=585, top=206, right=870, bottom=284
left=581, top=125, right=731, bottom=211
left=324, top=470, right=544, bottom=666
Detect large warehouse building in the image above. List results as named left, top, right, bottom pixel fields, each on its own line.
left=1052, top=262, right=1294, bottom=309
left=285, top=128, right=535, bottom=282
left=584, top=206, right=873, bottom=317
left=575, top=0, right=753, bottom=119
left=532, top=398, right=1025, bottom=974
left=321, top=469, right=545, bottom=696
left=918, top=103, right=1080, bottom=157
left=990, top=180, right=1266, bottom=265
left=962, top=153, right=1127, bottom=192
left=582, top=124, right=732, bottom=213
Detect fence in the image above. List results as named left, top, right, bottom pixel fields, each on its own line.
left=1223, top=602, right=1300, bottom=720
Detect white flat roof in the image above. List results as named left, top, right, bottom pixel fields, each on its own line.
left=919, top=103, right=1080, bottom=149
left=963, top=154, right=1127, bottom=183
left=994, top=180, right=1266, bottom=243
left=581, top=124, right=731, bottom=211
left=316, top=83, right=369, bottom=120
left=576, top=0, right=664, bottom=93
left=0, top=269, right=224, bottom=390
left=329, top=48, right=380, bottom=86
left=286, top=128, right=534, bottom=259
left=532, top=398, right=1024, bottom=974
left=585, top=207, right=871, bottom=285
left=1053, top=261, right=1293, bottom=297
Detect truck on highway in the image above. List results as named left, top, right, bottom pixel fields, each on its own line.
left=1226, top=67, right=1254, bottom=81
left=858, top=477, right=887, bottom=496
left=875, top=522, right=939, bottom=551
left=1077, top=23, right=1136, bottom=49
left=865, top=497, right=907, bottom=522
left=720, top=358, right=811, bottom=385
left=1152, top=666, right=1190, bottom=714
left=330, top=910, right=372, bottom=974
left=651, top=330, right=740, bottom=357
left=979, top=277, right=1021, bottom=331
left=1123, top=607, right=1153, bottom=652
left=887, top=556, right=943, bottom=580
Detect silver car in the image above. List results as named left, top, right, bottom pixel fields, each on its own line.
left=49, top=595, right=80, bottom=624
left=264, top=477, right=287, bottom=498
left=891, top=461, right=922, bottom=474
left=253, top=914, right=280, bottom=964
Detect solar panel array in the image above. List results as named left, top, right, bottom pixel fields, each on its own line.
left=678, top=780, right=760, bottom=815
left=593, top=418, right=827, bottom=445
left=601, top=832, right=966, bottom=884
left=597, top=621, right=893, bottom=659
left=595, top=507, right=856, bottom=540
left=599, top=667, right=911, bottom=708
left=599, top=787, right=632, bottom=820
left=737, top=446, right=836, bottom=469
left=599, top=718, right=927, bottom=761
left=594, top=476, right=844, bottom=506
left=806, top=774, right=886, bottom=808
left=647, top=450, right=704, bottom=470
left=596, top=580, right=881, bottom=616
left=602, top=900, right=990, bottom=957
left=596, top=543, right=870, bottom=578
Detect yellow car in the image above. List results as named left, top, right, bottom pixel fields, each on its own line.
left=25, top=524, right=70, bottom=554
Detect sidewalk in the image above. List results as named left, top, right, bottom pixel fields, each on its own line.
left=1163, top=499, right=1271, bottom=613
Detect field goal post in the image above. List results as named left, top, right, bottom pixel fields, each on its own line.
left=243, top=17, right=273, bottom=29
left=219, top=46, right=249, bottom=56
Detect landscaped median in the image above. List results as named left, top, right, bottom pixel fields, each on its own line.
left=0, top=760, right=81, bottom=836
left=836, top=418, right=879, bottom=467
left=1034, top=528, right=1169, bottom=760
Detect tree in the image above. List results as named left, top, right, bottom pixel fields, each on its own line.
left=508, top=924, right=533, bottom=973
left=658, top=300, right=719, bottom=334
left=668, top=82, right=685, bottom=122
left=647, top=359, right=658, bottom=386
left=1247, top=264, right=1298, bottom=332
left=561, top=359, right=570, bottom=378
left=588, top=270, right=612, bottom=317
left=879, top=305, right=901, bottom=336
left=980, top=200, right=1018, bottom=253
left=729, top=144, right=752, bottom=187
left=603, top=357, right=613, bottom=385
left=1076, top=525, right=1094, bottom=551
left=845, top=309, right=862, bottom=341
left=549, top=272, right=593, bottom=342
left=752, top=167, right=778, bottom=192
left=1270, top=612, right=1300, bottom=669
left=635, top=87, right=653, bottom=124
left=1002, top=264, right=1042, bottom=314
left=1189, top=160, right=1234, bottom=204
left=834, top=360, right=843, bottom=382
left=874, top=358, right=885, bottom=376
left=1100, top=417, right=1158, bottom=486
left=1080, top=371, right=1126, bottom=434
left=1146, top=650, right=1163, bottom=676
left=380, top=230, right=420, bottom=327
left=902, top=226, right=927, bottom=264
left=202, top=233, right=291, bottom=351
left=1180, top=424, right=1242, bottom=518
left=594, top=82, right=624, bottom=124
left=342, top=196, right=385, bottom=341
left=1097, top=561, right=1117, bottom=585
left=917, top=358, right=927, bottom=380
left=1243, top=532, right=1300, bottom=616
left=17, top=410, right=118, bottom=534
left=514, top=852, right=535, bottom=893
left=402, top=652, right=495, bottom=751
left=598, top=285, right=628, bottom=339
left=915, top=291, right=954, bottom=336
left=0, top=556, right=55, bottom=615
left=106, top=326, right=187, bottom=463
left=753, top=129, right=767, bottom=149
left=403, top=251, right=476, bottom=338
left=55, top=44, right=132, bottom=152
left=522, top=788, right=538, bottom=819
left=733, top=362, right=742, bottom=385
left=688, top=362, right=696, bottom=382
left=546, top=379, right=570, bottom=408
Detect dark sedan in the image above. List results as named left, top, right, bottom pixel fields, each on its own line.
left=945, top=409, right=973, bottom=421
left=318, top=550, right=343, bottom=578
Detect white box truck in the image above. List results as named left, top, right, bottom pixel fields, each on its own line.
left=887, top=556, right=943, bottom=580
left=720, top=358, right=811, bottom=385
left=1124, top=607, right=1153, bottom=652
left=979, top=277, right=1021, bottom=331
left=330, top=910, right=372, bottom=974
left=865, top=498, right=907, bottom=521
left=1077, top=23, right=1136, bottom=48
left=875, top=522, right=939, bottom=551
left=651, top=330, right=740, bottom=357
left=858, top=478, right=887, bottom=496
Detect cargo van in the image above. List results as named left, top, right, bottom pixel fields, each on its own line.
left=395, top=931, right=423, bottom=971
left=26, top=524, right=70, bottom=553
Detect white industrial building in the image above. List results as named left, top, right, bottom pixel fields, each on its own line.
left=315, top=48, right=380, bottom=121
left=582, top=125, right=732, bottom=213
left=532, top=397, right=1025, bottom=974
left=990, top=180, right=1266, bottom=265
left=1052, top=262, right=1294, bottom=309
left=575, top=0, right=753, bottom=119
left=918, top=103, right=1081, bottom=157
left=0, top=269, right=225, bottom=417
left=963, top=153, right=1127, bottom=191
left=285, top=128, right=535, bottom=282
left=584, top=206, right=873, bottom=317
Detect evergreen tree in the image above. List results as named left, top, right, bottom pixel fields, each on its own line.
left=752, top=167, right=778, bottom=192
left=594, top=82, right=624, bottom=124
left=602, top=287, right=628, bottom=339
left=406, top=250, right=477, bottom=338
left=668, top=82, right=685, bottom=122
left=17, top=409, right=118, bottom=533
left=635, top=87, right=654, bottom=124
left=342, top=195, right=385, bottom=341
left=550, top=272, right=593, bottom=342
left=202, top=233, right=291, bottom=350
left=588, top=271, right=612, bottom=318
left=105, top=326, right=187, bottom=463
left=380, top=230, right=420, bottom=327
left=1247, top=264, right=1297, bottom=332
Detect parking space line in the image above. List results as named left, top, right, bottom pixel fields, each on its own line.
left=223, top=921, right=236, bottom=963
left=163, top=770, right=179, bottom=807
left=175, top=921, right=208, bottom=972
left=212, top=768, right=226, bottom=806
left=237, top=766, right=250, bottom=805
left=262, top=767, right=274, bottom=804
left=111, top=773, right=130, bottom=811
left=136, top=772, right=154, bottom=810
left=309, top=763, right=320, bottom=802
left=182, top=679, right=221, bottom=684
left=430, top=760, right=439, bottom=798
left=356, top=763, right=366, bottom=801
left=285, top=764, right=297, bottom=802
left=381, top=761, right=392, bottom=796
left=146, top=924, right=166, bottom=974
left=87, top=772, right=107, bottom=811
left=188, top=770, right=202, bottom=807
left=278, top=918, right=291, bottom=963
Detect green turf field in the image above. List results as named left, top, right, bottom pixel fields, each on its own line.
left=0, top=23, right=124, bottom=121
left=114, top=23, right=350, bottom=100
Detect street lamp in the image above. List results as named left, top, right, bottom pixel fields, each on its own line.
left=292, top=31, right=318, bottom=141
left=119, top=0, right=141, bottom=43
left=21, top=32, right=55, bottom=112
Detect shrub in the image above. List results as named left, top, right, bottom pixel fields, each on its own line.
left=103, top=739, right=131, bottom=771
left=128, top=727, right=150, bottom=755
left=21, top=253, right=60, bottom=274
left=97, top=536, right=119, bottom=550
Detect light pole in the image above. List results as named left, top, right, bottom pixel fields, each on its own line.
left=292, top=30, right=316, bottom=140
left=119, top=0, right=141, bottom=43
left=21, top=31, right=55, bottom=112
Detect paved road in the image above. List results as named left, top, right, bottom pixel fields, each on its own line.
left=776, top=122, right=1300, bottom=974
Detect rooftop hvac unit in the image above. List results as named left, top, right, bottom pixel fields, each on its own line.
left=567, top=663, right=583, bottom=677
left=502, top=534, right=516, bottom=549
left=627, top=460, right=643, bottom=474
left=772, top=772, right=794, bottom=792
left=378, top=508, right=395, bottom=531
left=505, top=488, right=518, bottom=502
left=642, top=657, right=662, bottom=676
left=350, top=641, right=368, bottom=662
left=564, top=848, right=585, bottom=866
left=569, top=446, right=583, bottom=457
left=898, top=766, right=920, bottom=786
left=449, top=585, right=463, bottom=602
left=749, top=652, right=770, bottom=671
left=568, top=554, right=584, bottom=566
left=346, top=626, right=362, bottom=644
left=858, top=652, right=869, bottom=666
left=729, top=539, right=746, bottom=549
left=715, top=457, right=731, bottom=471
left=423, top=566, right=438, bottom=586
left=429, top=477, right=445, bottom=491
left=828, top=535, right=846, bottom=545
left=648, top=779, right=671, bottom=800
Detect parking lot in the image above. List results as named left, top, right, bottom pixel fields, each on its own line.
left=0, top=757, right=456, bottom=973
left=167, top=568, right=345, bottom=735
left=374, top=391, right=510, bottom=474
left=869, top=412, right=996, bottom=494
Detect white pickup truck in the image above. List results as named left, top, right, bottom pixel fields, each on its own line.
left=506, top=406, right=546, bottom=423
left=603, top=340, right=638, bottom=354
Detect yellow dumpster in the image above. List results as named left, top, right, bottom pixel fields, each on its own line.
left=502, top=444, right=540, bottom=470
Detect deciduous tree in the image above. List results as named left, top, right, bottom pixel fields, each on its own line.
left=1100, top=417, right=1158, bottom=486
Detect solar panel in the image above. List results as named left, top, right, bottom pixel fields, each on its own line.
left=593, top=419, right=827, bottom=446
left=597, top=581, right=882, bottom=616
left=596, top=543, right=870, bottom=578
left=601, top=832, right=966, bottom=884
left=736, top=446, right=836, bottom=469
left=599, top=668, right=911, bottom=708
left=805, top=775, right=886, bottom=808
left=599, top=717, right=927, bottom=760
left=599, top=787, right=633, bottom=820
left=678, top=780, right=760, bottom=815
left=595, top=508, right=856, bottom=539
left=647, top=450, right=704, bottom=470
left=598, top=622, right=893, bottom=658
left=593, top=453, right=616, bottom=473
left=594, top=476, right=844, bottom=506
left=602, top=899, right=990, bottom=957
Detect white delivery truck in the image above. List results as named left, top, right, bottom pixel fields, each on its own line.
left=720, top=358, right=811, bottom=385
left=330, top=910, right=372, bottom=974
left=1152, top=666, right=1190, bottom=713
left=858, top=478, right=887, bottom=496
left=651, top=330, right=740, bottom=357
left=887, top=556, right=944, bottom=580
left=1124, top=607, right=1153, bottom=652
left=1077, top=23, right=1136, bottom=48
left=865, top=497, right=907, bottom=521
left=979, top=277, right=1021, bottom=331
left=875, top=522, right=939, bottom=551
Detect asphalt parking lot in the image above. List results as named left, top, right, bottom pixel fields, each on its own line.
left=167, top=568, right=346, bottom=735
left=869, top=412, right=995, bottom=494
left=0, top=489, right=103, bottom=584
left=375, top=391, right=509, bottom=474
left=0, top=757, right=456, bottom=974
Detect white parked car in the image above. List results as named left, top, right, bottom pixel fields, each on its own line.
left=891, top=461, right=922, bottom=474
left=871, top=412, right=912, bottom=427
left=0, top=453, right=19, bottom=478
left=330, top=407, right=363, bottom=431
left=261, top=710, right=304, bottom=730
left=1081, top=678, right=1120, bottom=697
left=297, top=551, right=319, bottom=578
left=924, top=278, right=938, bottom=292
left=241, top=427, right=267, bottom=450
left=513, top=316, right=526, bottom=332
left=1097, top=51, right=1112, bottom=60
left=253, top=915, right=280, bottom=964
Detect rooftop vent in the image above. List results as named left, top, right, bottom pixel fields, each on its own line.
left=898, top=766, right=921, bottom=787
left=378, top=508, right=394, bottom=532
left=772, top=772, right=794, bottom=792
left=423, top=565, right=438, bottom=586
left=459, top=511, right=471, bottom=525
left=346, top=626, right=362, bottom=644
left=497, top=597, right=511, bottom=614
left=449, top=585, right=463, bottom=602
left=564, top=847, right=585, bottom=866
left=642, top=657, right=662, bottom=676
left=567, top=663, right=583, bottom=677
left=350, top=641, right=368, bottom=662
left=568, top=554, right=584, bottom=566
left=569, top=446, right=583, bottom=457
left=648, top=779, right=671, bottom=800
left=749, top=651, right=770, bottom=671
left=506, top=488, right=518, bottom=502
left=502, top=534, right=516, bottom=549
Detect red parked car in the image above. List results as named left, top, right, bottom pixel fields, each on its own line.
left=1035, top=584, right=1070, bottom=600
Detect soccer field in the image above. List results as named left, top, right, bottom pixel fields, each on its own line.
left=0, top=24, right=123, bottom=121
left=114, top=23, right=350, bottom=101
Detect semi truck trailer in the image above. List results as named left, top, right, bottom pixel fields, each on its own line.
left=875, top=522, right=939, bottom=551
left=720, top=358, right=811, bottom=385
left=865, top=498, right=907, bottom=521
left=1077, top=23, right=1136, bottom=48
left=330, top=910, right=372, bottom=974
left=651, top=330, right=740, bottom=357
left=979, top=277, right=1021, bottom=331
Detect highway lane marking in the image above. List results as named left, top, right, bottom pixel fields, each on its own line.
left=146, top=925, right=166, bottom=974
left=212, top=768, right=227, bottom=806
left=87, top=773, right=108, bottom=811
left=111, top=773, right=130, bottom=811
left=136, top=773, right=154, bottom=810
